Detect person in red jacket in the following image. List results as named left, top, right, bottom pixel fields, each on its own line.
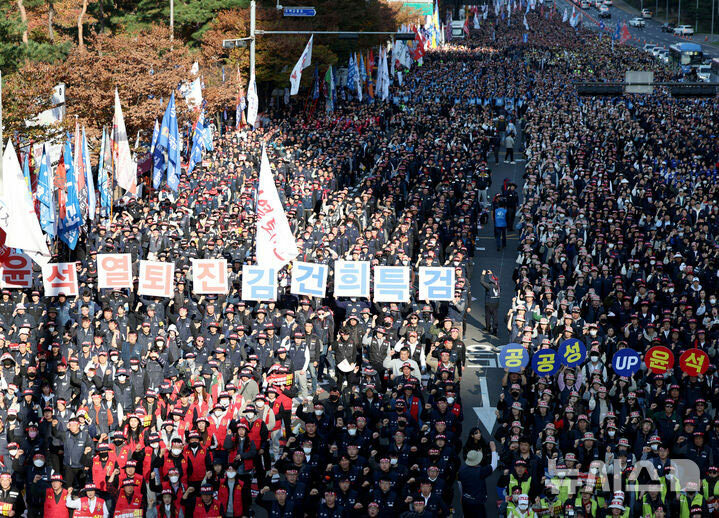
left=155, top=488, right=182, bottom=518
left=183, top=430, right=210, bottom=490
left=216, top=464, right=244, bottom=518
left=90, top=444, right=113, bottom=492
left=191, top=485, right=223, bottom=518
left=113, top=479, right=145, bottom=518
left=44, top=474, right=70, bottom=518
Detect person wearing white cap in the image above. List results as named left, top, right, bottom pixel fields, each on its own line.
left=458, top=441, right=498, bottom=517
left=607, top=498, right=625, bottom=515
left=508, top=493, right=536, bottom=517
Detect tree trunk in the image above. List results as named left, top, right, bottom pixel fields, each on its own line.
left=98, top=0, right=104, bottom=33
left=17, top=0, right=28, bottom=45
left=77, top=0, right=88, bottom=52
left=48, top=0, right=55, bottom=42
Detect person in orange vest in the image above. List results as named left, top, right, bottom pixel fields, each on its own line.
left=159, top=438, right=190, bottom=485
left=43, top=474, right=70, bottom=518
left=191, top=485, right=223, bottom=518
left=216, top=464, right=244, bottom=518
left=113, top=460, right=144, bottom=494
left=113, top=479, right=145, bottom=518
left=65, top=484, right=109, bottom=518
left=183, top=430, right=210, bottom=491
left=109, top=431, right=132, bottom=470
left=149, top=467, right=186, bottom=515
left=91, top=443, right=113, bottom=492
left=155, top=488, right=183, bottom=518
left=194, top=417, right=218, bottom=450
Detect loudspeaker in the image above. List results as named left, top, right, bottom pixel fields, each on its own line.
left=670, top=85, right=717, bottom=97
left=576, top=84, right=624, bottom=96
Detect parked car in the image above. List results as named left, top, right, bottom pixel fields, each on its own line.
left=603, top=0, right=612, bottom=5
left=661, top=22, right=675, bottom=32
left=673, top=25, right=694, bottom=35
left=697, top=64, right=711, bottom=81
left=656, top=49, right=669, bottom=63
left=651, top=46, right=664, bottom=57
left=598, top=6, right=611, bottom=17
left=642, top=43, right=656, bottom=52
left=641, top=8, right=652, bottom=18
left=629, top=17, right=646, bottom=27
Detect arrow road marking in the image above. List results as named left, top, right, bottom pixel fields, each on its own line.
left=473, top=376, right=498, bottom=435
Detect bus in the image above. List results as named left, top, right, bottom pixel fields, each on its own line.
left=669, top=42, right=703, bottom=73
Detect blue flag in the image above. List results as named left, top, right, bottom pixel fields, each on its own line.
left=38, top=144, right=56, bottom=239
left=188, top=111, right=206, bottom=175
left=59, top=136, right=81, bottom=249
left=22, top=153, right=31, bottom=191
left=82, top=127, right=96, bottom=220
left=151, top=119, right=159, bottom=154
left=153, top=93, right=181, bottom=191
left=312, top=65, right=320, bottom=100
left=98, top=128, right=112, bottom=216
left=613, top=22, right=621, bottom=40
left=347, top=54, right=357, bottom=93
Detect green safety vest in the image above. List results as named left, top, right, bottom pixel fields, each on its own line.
left=573, top=495, right=598, bottom=517
left=679, top=492, right=704, bottom=518
left=548, top=477, right=572, bottom=505
left=642, top=494, right=667, bottom=518
left=703, top=478, right=719, bottom=500
left=508, top=474, right=532, bottom=496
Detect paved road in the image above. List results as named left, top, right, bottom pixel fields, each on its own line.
left=459, top=139, right=527, bottom=515
left=555, top=0, right=719, bottom=58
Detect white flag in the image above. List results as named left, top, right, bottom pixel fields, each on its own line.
left=379, top=48, right=390, bottom=100
left=290, top=35, right=313, bottom=96
left=0, top=141, right=51, bottom=266
left=246, top=70, right=258, bottom=127
left=474, top=13, right=481, bottom=29
left=562, top=8, right=568, bottom=22
left=523, top=14, right=530, bottom=30
left=255, top=145, right=298, bottom=270
left=112, top=89, right=137, bottom=194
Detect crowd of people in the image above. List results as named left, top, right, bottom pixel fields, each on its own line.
left=0, top=3, right=717, bottom=518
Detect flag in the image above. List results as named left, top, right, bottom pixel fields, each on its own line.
left=113, top=89, right=137, bottom=195
left=98, top=128, right=112, bottom=215
left=54, top=146, right=67, bottom=221
left=523, top=13, right=530, bottom=30
left=255, top=145, right=299, bottom=270
left=58, top=135, right=81, bottom=250
left=347, top=54, right=357, bottom=94
left=523, top=33, right=528, bottom=43
left=290, top=35, right=313, bottom=96
left=474, top=12, right=481, bottom=29
left=358, top=53, right=366, bottom=93
left=620, top=22, right=631, bottom=43
left=312, top=65, right=320, bottom=101
left=0, top=142, right=51, bottom=265
left=463, top=15, right=470, bottom=36
left=150, top=120, right=159, bottom=154
left=188, top=110, right=205, bottom=175
left=236, top=67, right=247, bottom=129
left=153, top=95, right=173, bottom=188
left=562, top=8, right=568, bottom=22
left=22, top=152, right=31, bottom=192
left=365, top=56, right=374, bottom=100
left=246, top=69, right=258, bottom=127
left=37, top=143, right=56, bottom=239
left=82, top=127, right=96, bottom=221
left=570, top=6, right=580, bottom=27
left=74, top=121, right=88, bottom=219
left=353, top=53, right=362, bottom=102
left=378, top=47, right=390, bottom=101
left=324, top=66, right=335, bottom=112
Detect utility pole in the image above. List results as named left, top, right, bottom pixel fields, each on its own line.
left=696, top=0, right=699, bottom=32
left=678, top=0, right=681, bottom=25
left=170, top=0, right=174, bottom=41
left=712, top=0, right=715, bottom=41
left=250, top=0, right=256, bottom=78
left=666, top=0, right=669, bottom=22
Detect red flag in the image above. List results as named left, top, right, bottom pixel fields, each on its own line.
left=55, top=154, right=67, bottom=221
left=620, top=22, right=631, bottom=43
left=463, top=16, right=470, bottom=36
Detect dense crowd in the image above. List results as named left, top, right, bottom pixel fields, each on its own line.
left=0, top=4, right=717, bottom=518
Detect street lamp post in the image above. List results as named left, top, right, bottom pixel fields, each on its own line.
left=170, top=0, right=174, bottom=41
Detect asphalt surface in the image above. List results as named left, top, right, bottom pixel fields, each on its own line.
left=554, top=0, right=719, bottom=58
left=460, top=138, right=527, bottom=516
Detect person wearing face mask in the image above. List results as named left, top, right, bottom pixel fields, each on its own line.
left=24, top=453, right=53, bottom=517
left=90, top=443, right=113, bottom=493
left=216, top=464, right=244, bottom=518
left=183, top=431, right=209, bottom=491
